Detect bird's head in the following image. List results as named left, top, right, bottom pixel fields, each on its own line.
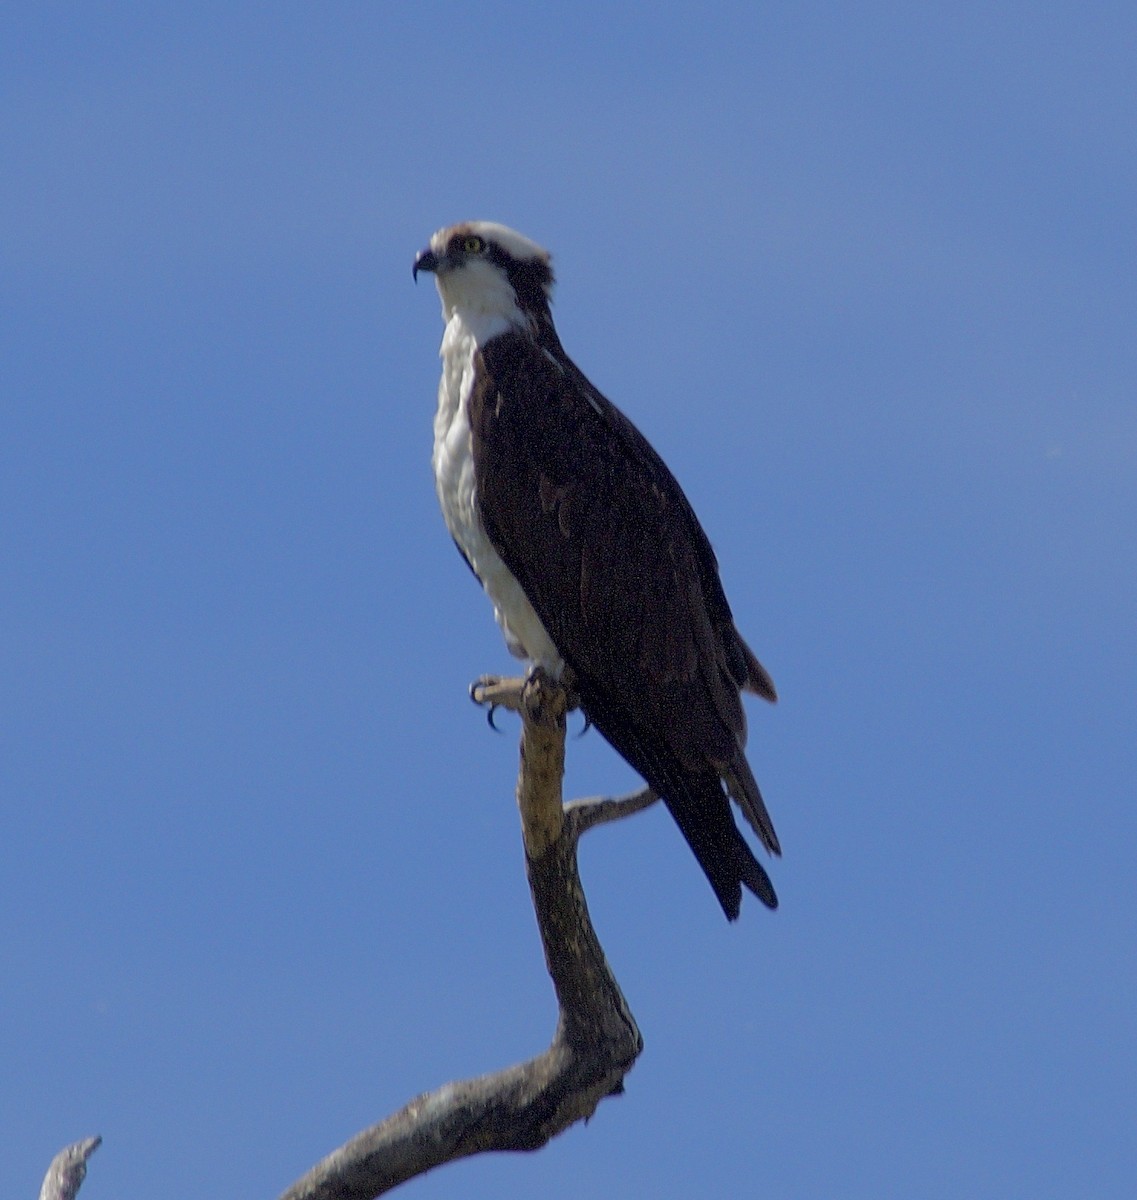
left=413, top=221, right=556, bottom=338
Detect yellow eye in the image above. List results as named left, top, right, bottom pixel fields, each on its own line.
left=461, top=235, right=485, bottom=254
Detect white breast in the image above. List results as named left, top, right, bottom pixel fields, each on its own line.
left=432, top=312, right=564, bottom=675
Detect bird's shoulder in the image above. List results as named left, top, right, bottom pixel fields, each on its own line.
left=473, top=331, right=741, bottom=696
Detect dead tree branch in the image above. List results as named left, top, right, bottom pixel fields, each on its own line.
left=37, top=672, right=654, bottom=1199
left=38, top=1137, right=100, bottom=1200
left=276, top=669, right=652, bottom=1199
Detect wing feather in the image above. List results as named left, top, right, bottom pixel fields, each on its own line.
left=470, top=331, right=780, bottom=915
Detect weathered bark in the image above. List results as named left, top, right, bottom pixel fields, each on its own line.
left=38, top=1137, right=100, bottom=1200
left=277, top=670, right=654, bottom=1199
left=40, top=671, right=657, bottom=1200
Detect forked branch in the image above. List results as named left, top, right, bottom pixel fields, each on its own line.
left=277, top=669, right=651, bottom=1198
left=40, top=671, right=655, bottom=1200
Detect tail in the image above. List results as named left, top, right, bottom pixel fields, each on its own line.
left=578, top=685, right=778, bottom=920
left=662, top=772, right=778, bottom=920
left=724, top=754, right=781, bottom=856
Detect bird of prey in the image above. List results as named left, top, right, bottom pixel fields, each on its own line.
left=413, top=221, right=780, bottom=919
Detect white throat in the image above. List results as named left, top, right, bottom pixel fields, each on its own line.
left=433, top=259, right=530, bottom=347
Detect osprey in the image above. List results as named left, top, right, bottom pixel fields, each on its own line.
left=413, top=221, right=780, bottom=920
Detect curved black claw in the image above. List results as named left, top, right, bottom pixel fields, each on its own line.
left=469, top=675, right=509, bottom=733
left=575, top=710, right=593, bottom=738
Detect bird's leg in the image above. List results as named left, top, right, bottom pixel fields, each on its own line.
left=469, top=674, right=527, bottom=727
left=470, top=667, right=583, bottom=726
left=557, top=665, right=583, bottom=716
left=471, top=670, right=542, bottom=730
left=469, top=670, right=655, bottom=837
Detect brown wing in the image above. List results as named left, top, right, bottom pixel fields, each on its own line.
left=471, top=332, right=779, bottom=917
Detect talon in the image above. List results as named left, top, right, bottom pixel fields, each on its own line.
left=470, top=674, right=502, bottom=707
left=486, top=704, right=502, bottom=732
left=468, top=673, right=527, bottom=717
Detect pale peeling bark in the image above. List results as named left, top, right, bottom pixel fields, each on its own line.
left=38, top=1137, right=100, bottom=1200
left=38, top=672, right=657, bottom=1200
left=278, top=670, right=655, bottom=1199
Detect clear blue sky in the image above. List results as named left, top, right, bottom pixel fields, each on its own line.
left=3, top=4, right=1134, bottom=1197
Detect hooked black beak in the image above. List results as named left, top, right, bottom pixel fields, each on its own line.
left=412, top=247, right=440, bottom=282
